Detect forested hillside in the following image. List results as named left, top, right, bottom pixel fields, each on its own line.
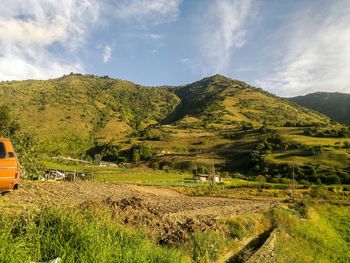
left=289, top=92, right=350, bottom=124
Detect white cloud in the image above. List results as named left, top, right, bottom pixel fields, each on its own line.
left=257, top=2, right=350, bottom=97
left=0, top=0, right=183, bottom=80
left=103, top=45, right=112, bottom=63
left=0, top=47, right=83, bottom=80
left=180, top=58, right=189, bottom=64
left=197, top=0, right=255, bottom=75
left=113, top=0, right=182, bottom=24
left=149, top=49, right=158, bottom=55
left=0, top=0, right=100, bottom=80
left=147, top=33, right=164, bottom=40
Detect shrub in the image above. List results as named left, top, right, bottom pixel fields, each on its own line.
left=191, top=232, right=225, bottom=263
left=151, top=161, right=160, bottom=170
left=226, top=217, right=255, bottom=240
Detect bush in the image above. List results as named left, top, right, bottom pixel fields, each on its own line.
left=151, top=161, right=160, bottom=170
left=130, top=143, right=155, bottom=162
left=191, top=232, right=225, bottom=263
left=226, top=217, right=255, bottom=240
left=324, top=175, right=341, bottom=185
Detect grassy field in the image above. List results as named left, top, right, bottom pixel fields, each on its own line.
left=0, top=206, right=188, bottom=263
left=1, top=182, right=350, bottom=262
left=41, top=159, right=296, bottom=188
left=41, top=159, right=192, bottom=185
left=94, top=169, right=192, bottom=184
left=283, top=134, right=350, bottom=146
left=266, top=150, right=350, bottom=168
left=271, top=204, right=350, bottom=262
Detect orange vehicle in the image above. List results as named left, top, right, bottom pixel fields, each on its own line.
left=0, top=138, right=20, bottom=192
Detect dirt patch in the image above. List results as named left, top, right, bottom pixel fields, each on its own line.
left=1, top=181, right=278, bottom=245
left=103, top=195, right=223, bottom=245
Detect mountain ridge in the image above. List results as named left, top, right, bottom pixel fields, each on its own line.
left=0, top=73, right=332, bottom=156
left=289, top=92, right=350, bottom=124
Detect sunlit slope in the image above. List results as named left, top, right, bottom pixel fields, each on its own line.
left=171, top=75, right=331, bottom=127
left=0, top=74, right=179, bottom=154
left=0, top=73, right=333, bottom=157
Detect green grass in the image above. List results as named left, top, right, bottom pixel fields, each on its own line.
left=266, top=150, right=350, bottom=168
left=315, top=205, right=350, bottom=245
left=94, top=169, right=192, bottom=184
left=41, top=159, right=192, bottom=185
left=0, top=206, right=188, bottom=263
left=271, top=205, right=350, bottom=262
left=284, top=134, right=350, bottom=146
left=41, top=160, right=88, bottom=172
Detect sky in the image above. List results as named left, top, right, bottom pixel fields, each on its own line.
left=0, top=0, right=349, bottom=97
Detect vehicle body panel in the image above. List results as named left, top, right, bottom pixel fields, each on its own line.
left=0, top=138, right=20, bottom=191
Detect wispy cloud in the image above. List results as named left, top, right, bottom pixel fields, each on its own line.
left=103, top=45, right=112, bottom=63
left=113, top=0, right=182, bottom=24
left=0, top=0, right=100, bottom=80
left=257, top=1, right=350, bottom=97
left=146, top=33, right=164, bottom=40
left=180, top=58, right=189, bottom=64
left=0, top=0, right=183, bottom=80
left=197, top=0, right=256, bottom=75
left=149, top=49, right=158, bottom=55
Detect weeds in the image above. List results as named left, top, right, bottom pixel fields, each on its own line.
left=0, top=206, right=187, bottom=263
left=191, top=232, right=225, bottom=263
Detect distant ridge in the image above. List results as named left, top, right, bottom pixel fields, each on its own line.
left=289, top=92, right=350, bottom=124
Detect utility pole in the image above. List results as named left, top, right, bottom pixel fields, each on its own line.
left=292, top=158, right=295, bottom=202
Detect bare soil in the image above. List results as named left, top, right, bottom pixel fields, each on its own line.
left=1, top=181, right=278, bottom=245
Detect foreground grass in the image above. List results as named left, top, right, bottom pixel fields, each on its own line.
left=0, top=207, right=188, bottom=263
left=1, top=183, right=350, bottom=262
left=271, top=205, right=350, bottom=263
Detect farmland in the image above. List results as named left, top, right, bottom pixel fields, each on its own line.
left=1, top=180, right=350, bottom=262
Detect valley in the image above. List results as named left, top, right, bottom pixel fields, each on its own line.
left=0, top=73, right=349, bottom=184
left=0, top=73, right=349, bottom=263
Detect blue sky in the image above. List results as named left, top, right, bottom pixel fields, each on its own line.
left=0, top=0, right=350, bottom=96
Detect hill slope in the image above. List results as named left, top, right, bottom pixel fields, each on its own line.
left=170, top=75, right=330, bottom=127
left=0, top=74, right=180, bottom=154
left=1, top=73, right=349, bottom=183
left=0, top=74, right=332, bottom=156
left=289, top=92, right=350, bottom=124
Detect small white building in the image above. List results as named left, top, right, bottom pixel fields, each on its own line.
left=193, top=173, right=222, bottom=183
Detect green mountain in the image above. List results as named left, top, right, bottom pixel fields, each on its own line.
left=1, top=73, right=349, bottom=184
left=289, top=92, right=350, bottom=124
left=0, top=74, right=179, bottom=154
left=170, top=74, right=330, bottom=127
left=0, top=73, right=330, bottom=154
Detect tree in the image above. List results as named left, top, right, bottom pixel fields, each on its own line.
left=130, top=143, right=154, bottom=161
left=12, top=132, right=43, bottom=179
left=0, top=105, right=19, bottom=137
left=94, top=154, right=102, bottom=164
left=132, top=150, right=140, bottom=163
